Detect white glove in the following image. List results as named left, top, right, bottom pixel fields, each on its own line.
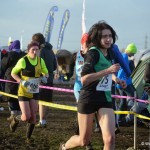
left=41, top=76, right=48, bottom=84
left=20, top=80, right=30, bottom=87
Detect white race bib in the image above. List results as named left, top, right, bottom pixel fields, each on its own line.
left=96, top=74, right=112, bottom=91
left=27, top=78, right=40, bottom=93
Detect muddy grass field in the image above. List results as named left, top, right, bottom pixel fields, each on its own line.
left=0, top=84, right=150, bottom=150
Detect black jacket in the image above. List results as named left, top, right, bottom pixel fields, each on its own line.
left=40, top=42, right=57, bottom=82
left=1, top=51, right=25, bottom=94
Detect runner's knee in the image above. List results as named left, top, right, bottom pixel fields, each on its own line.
left=103, top=135, right=115, bottom=146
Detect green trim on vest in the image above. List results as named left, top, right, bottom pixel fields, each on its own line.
left=89, top=46, right=112, bottom=102
left=89, top=46, right=112, bottom=73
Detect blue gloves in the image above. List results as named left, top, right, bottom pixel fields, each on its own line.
left=20, top=80, right=30, bottom=87
left=40, top=76, right=48, bottom=84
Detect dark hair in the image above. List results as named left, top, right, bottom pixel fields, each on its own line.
left=27, top=41, right=40, bottom=50
left=86, top=20, right=118, bottom=49
left=32, top=33, right=45, bottom=45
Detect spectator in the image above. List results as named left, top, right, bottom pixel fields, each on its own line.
left=1, top=40, right=24, bottom=124
left=32, top=33, right=58, bottom=127
left=116, top=43, right=138, bottom=125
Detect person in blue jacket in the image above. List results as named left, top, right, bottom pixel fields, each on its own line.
left=110, top=44, right=131, bottom=132
left=116, top=43, right=137, bottom=125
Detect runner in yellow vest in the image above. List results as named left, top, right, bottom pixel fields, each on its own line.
left=11, top=41, right=48, bottom=142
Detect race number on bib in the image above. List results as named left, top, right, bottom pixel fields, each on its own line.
left=27, top=78, right=40, bottom=93
left=96, top=74, right=112, bottom=91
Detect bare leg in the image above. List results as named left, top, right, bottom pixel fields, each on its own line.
left=39, top=104, right=46, bottom=121
left=64, top=113, right=94, bottom=149
left=29, top=99, right=38, bottom=124
left=19, top=101, right=31, bottom=122
left=98, top=108, right=115, bottom=150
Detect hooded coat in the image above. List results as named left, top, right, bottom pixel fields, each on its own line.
left=1, top=40, right=25, bottom=104
left=40, top=42, right=57, bottom=82
left=39, top=42, right=57, bottom=101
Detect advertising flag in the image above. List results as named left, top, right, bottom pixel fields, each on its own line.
left=57, top=9, right=70, bottom=50
left=43, top=6, right=58, bottom=43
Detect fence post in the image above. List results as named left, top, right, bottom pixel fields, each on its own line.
left=134, top=91, right=137, bottom=149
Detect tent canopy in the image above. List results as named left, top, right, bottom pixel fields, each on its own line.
left=132, top=49, right=150, bottom=98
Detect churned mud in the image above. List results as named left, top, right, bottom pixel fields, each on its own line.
left=0, top=84, right=149, bottom=150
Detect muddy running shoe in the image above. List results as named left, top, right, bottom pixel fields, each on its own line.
left=25, top=138, right=34, bottom=144
left=10, top=117, right=19, bottom=132
left=7, top=114, right=15, bottom=122
left=15, top=115, right=22, bottom=121
left=59, top=143, right=66, bottom=150
left=25, top=138, right=30, bottom=144
left=86, top=142, right=94, bottom=150
left=36, top=122, right=47, bottom=128
left=126, top=146, right=134, bottom=150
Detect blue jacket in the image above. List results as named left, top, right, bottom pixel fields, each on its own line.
left=112, top=44, right=131, bottom=77
left=116, top=53, right=132, bottom=89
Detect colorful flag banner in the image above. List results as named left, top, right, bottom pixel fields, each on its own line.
left=57, top=9, right=70, bottom=50
left=43, top=6, right=58, bottom=43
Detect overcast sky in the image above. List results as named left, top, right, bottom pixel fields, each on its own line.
left=0, top=0, right=150, bottom=51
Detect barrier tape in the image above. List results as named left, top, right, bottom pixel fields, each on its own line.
left=114, top=111, right=150, bottom=120
left=0, top=79, right=74, bottom=93
left=39, top=85, right=74, bottom=93
left=0, top=91, right=150, bottom=121
left=0, top=79, right=149, bottom=104
left=112, top=95, right=150, bottom=104
left=39, top=101, right=77, bottom=111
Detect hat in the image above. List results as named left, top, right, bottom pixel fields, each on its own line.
left=81, top=33, right=88, bottom=45
left=1, top=49, right=7, bottom=55
left=125, top=43, right=137, bottom=54
left=9, top=40, right=21, bottom=53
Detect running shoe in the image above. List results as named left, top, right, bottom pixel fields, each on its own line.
left=10, top=117, right=19, bottom=132
left=59, top=143, right=66, bottom=150
left=15, top=115, right=22, bottom=121
left=25, top=138, right=34, bottom=144
left=86, top=142, right=94, bottom=150
left=7, top=114, right=15, bottom=122
left=35, top=122, right=47, bottom=128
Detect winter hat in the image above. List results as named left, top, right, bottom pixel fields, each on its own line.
left=81, top=33, right=88, bottom=45
left=1, top=49, right=7, bottom=55
left=9, top=40, right=21, bottom=53
left=125, top=43, right=137, bottom=54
